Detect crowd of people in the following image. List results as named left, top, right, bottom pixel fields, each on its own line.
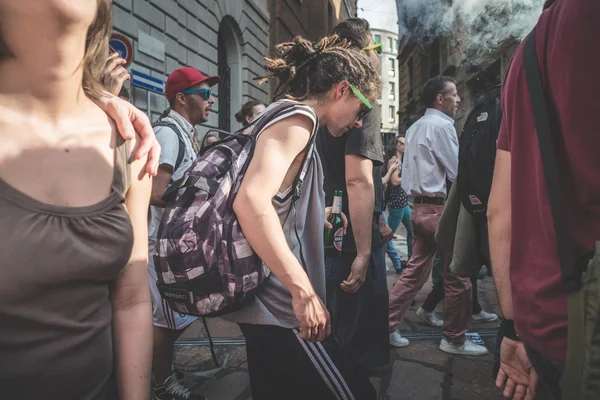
left=0, top=0, right=599, bottom=400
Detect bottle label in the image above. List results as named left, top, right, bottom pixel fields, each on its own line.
left=332, top=196, right=342, bottom=214
left=333, top=228, right=344, bottom=251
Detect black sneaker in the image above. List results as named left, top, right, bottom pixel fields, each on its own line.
left=152, top=372, right=207, bottom=400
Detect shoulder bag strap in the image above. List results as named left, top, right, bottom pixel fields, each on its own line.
left=523, top=27, right=579, bottom=292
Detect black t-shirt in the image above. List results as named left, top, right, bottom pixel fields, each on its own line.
left=316, top=107, right=384, bottom=252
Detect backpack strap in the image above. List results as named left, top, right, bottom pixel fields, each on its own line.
left=523, top=27, right=584, bottom=293
left=152, top=120, right=186, bottom=173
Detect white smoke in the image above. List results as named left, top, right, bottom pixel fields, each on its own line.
left=398, top=0, right=545, bottom=65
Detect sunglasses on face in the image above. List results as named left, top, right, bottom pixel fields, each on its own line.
left=349, top=83, right=373, bottom=121
left=362, top=43, right=383, bottom=56
left=182, top=88, right=212, bottom=101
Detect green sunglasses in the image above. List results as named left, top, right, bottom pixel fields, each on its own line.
left=182, top=88, right=212, bottom=101
left=349, top=83, right=373, bottom=121
left=362, top=43, right=383, bottom=56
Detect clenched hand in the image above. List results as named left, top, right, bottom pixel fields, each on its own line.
left=292, top=289, right=331, bottom=342
left=341, top=253, right=370, bottom=293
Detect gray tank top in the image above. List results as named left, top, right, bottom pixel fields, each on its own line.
left=0, top=136, right=133, bottom=400
left=224, top=103, right=326, bottom=328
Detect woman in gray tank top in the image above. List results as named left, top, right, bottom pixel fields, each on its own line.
left=225, top=34, right=381, bottom=399
left=0, top=2, right=154, bottom=399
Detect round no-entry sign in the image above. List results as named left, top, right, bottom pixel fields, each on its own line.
left=109, top=33, right=133, bottom=68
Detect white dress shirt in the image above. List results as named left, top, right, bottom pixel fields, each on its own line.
left=401, top=108, right=459, bottom=198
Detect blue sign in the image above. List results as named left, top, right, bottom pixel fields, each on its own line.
left=109, top=33, right=133, bottom=67
left=131, top=70, right=165, bottom=94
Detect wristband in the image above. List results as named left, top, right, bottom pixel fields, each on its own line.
left=503, top=319, right=521, bottom=342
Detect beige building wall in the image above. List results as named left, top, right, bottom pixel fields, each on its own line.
left=371, top=28, right=400, bottom=147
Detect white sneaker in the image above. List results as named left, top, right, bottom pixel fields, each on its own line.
left=439, top=337, right=488, bottom=356
left=472, top=310, right=499, bottom=323
left=389, top=330, right=409, bottom=348
left=153, top=372, right=207, bottom=400
left=416, top=307, right=443, bottom=327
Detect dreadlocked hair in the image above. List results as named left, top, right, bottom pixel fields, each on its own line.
left=258, top=34, right=381, bottom=102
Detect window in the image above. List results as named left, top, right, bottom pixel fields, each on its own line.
left=374, top=34, right=381, bottom=44
left=389, top=106, right=396, bottom=122
left=388, top=82, right=395, bottom=100
left=388, top=58, right=396, bottom=76
left=394, top=39, right=398, bottom=53
left=387, top=37, right=393, bottom=52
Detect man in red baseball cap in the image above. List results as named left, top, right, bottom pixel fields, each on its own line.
left=164, top=66, right=220, bottom=126
left=148, top=66, right=219, bottom=400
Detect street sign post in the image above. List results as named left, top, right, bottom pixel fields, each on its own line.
left=109, top=33, right=133, bottom=67
left=131, top=70, right=165, bottom=94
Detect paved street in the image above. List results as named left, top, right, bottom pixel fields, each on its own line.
left=173, top=230, right=506, bottom=399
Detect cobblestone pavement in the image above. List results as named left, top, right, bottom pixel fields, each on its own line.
left=173, top=231, right=506, bottom=400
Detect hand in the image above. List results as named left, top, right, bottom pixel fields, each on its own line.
left=324, top=207, right=348, bottom=232
left=93, top=95, right=161, bottom=176
left=389, top=159, right=400, bottom=173
left=102, top=52, right=130, bottom=96
left=341, top=253, right=370, bottom=293
left=292, top=289, right=331, bottom=342
left=378, top=215, right=395, bottom=242
left=496, top=338, right=538, bottom=400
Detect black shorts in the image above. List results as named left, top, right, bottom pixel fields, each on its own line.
left=239, top=323, right=376, bottom=400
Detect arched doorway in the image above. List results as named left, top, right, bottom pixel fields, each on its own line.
left=217, top=17, right=242, bottom=133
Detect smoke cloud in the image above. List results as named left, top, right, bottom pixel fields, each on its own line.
left=398, top=0, right=544, bottom=65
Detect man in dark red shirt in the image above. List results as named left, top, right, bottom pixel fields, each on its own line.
left=487, top=0, right=600, bottom=399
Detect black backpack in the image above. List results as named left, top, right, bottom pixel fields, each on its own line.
left=457, top=86, right=502, bottom=216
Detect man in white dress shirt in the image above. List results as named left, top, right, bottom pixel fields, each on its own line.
left=388, top=76, right=488, bottom=356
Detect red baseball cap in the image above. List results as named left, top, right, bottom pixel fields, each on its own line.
left=165, top=67, right=220, bottom=102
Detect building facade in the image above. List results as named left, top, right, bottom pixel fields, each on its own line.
left=112, top=0, right=270, bottom=140
left=395, top=35, right=517, bottom=137
left=113, top=0, right=357, bottom=139
left=267, top=0, right=357, bottom=97
left=371, top=28, right=400, bottom=148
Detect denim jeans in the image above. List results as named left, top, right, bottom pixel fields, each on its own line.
left=384, top=205, right=413, bottom=268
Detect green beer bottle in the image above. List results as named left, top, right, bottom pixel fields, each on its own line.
left=324, top=190, right=344, bottom=258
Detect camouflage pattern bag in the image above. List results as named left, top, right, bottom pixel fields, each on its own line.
left=153, top=100, right=318, bottom=317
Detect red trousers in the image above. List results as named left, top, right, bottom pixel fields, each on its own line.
left=388, top=203, right=472, bottom=344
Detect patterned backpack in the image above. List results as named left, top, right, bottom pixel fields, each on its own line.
left=153, top=100, right=318, bottom=317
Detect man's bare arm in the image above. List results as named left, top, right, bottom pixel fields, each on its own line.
left=149, top=165, right=173, bottom=208
left=487, top=149, right=513, bottom=318
left=341, top=154, right=374, bottom=293
left=345, top=154, right=374, bottom=257
left=233, top=115, right=330, bottom=341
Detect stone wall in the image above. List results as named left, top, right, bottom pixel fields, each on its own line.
left=112, top=0, right=270, bottom=138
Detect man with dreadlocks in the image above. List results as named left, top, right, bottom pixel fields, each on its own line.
left=316, top=17, right=392, bottom=371
left=222, top=34, right=380, bottom=399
